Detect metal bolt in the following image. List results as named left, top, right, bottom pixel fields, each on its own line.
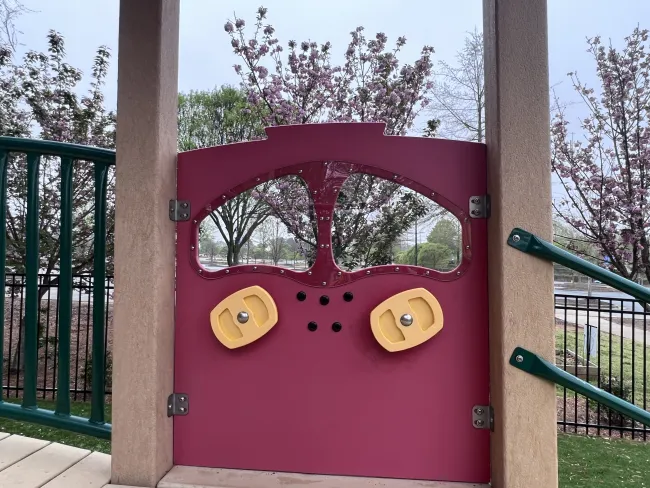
left=512, top=234, right=521, bottom=243
left=515, top=354, right=524, bottom=363
left=180, top=407, right=187, bottom=413
left=466, top=245, right=470, bottom=250
left=237, top=311, right=249, bottom=324
left=395, top=267, right=400, bottom=271
left=198, top=269, right=203, bottom=274
left=168, top=404, right=172, bottom=409
left=298, top=169, right=303, bottom=173
left=431, top=192, right=436, bottom=197
left=225, top=269, right=229, bottom=274
left=464, top=217, right=469, bottom=223
left=325, top=244, right=330, bottom=248
left=193, top=219, right=197, bottom=224
left=313, top=190, right=318, bottom=194
left=190, top=245, right=195, bottom=250
left=475, top=419, right=484, bottom=427
left=320, top=244, right=325, bottom=248
left=475, top=407, right=484, bottom=415
left=425, top=270, right=430, bottom=275
left=308, top=271, right=312, bottom=275
left=222, top=195, right=226, bottom=199
left=326, top=217, right=330, bottom=221
left=366, top=270, right=371, bottom=275
left=180, top=396, right=186, bottom=402
left=456, top=271, right=461, bottom=276
left=181, top=202, right=188, bottom=208
left=393, top=175, right=398, bottom=179
left=181, top=213, right=188, bottom=219
left=471, top=197, right=480, bottom=204
left=322, top=281, right=327, bottom=286
left=320, top=216, right=324, bottom=221
left=280, top=270, right=285, bottom=274
left=253, top=266, right=257, bottom=270
left=471, top=209, right=481, bottom=216
left=256, top=177, right=260, bottom=181
left=400, top=314, right=413, bottom=326
left=337, top=271, right=342, bottom=276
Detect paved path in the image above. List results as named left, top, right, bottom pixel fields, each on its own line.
left=0, top=432, right=111, bottom=487
left=555, top=309, right=650, bottom=344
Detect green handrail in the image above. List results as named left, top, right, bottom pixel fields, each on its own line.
left=510, top=347, right=650, bottom=427
left=507, top=228, right=650, bottom=304
left=0, top=137, right=115, bottom=439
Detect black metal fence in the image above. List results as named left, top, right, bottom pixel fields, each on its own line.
left=2, top=273, right=113, bottom=402
left=555, top=293, right=650, bottom=439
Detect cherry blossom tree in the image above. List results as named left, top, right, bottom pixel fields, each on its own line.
left=224, top=7, right=438, bottom=267
left=552, top=27, right=650, bottom=281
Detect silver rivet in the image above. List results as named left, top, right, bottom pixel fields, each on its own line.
left=193, top=219, right=197, bottom=224
left=237, top=311, right=249, bottom=324
left=280, top=269, right=285, bottom=274
left=180, top=396, right=186, bottom=402
left=431, top=192, right=435, bottom=197
left=464, top=218, right=468, bottom=223
left=395, top=267, right=400, bottom=271
left=198, top=269, right=203, bottom=274
left=308, top=271, right=312, bottom=275
left=190, top=245, right=195, bottom=250
left=400, top=314, right=413, bottom=326
left=324, top=162, right=328, bottom=165
left=313, top=190, right=318, bottom=194
left=475, top=419, right=484, bottom=427
left=253, top=266, right=257, bottom=270
left=322, top=281, right=326, bottom=286
left=180, top=407, right=187, bottom=413
left=298, top=169, right=303, bottom=173
left=466, top=245, right=470, bottom=250
left=425, top=270, right=430, bottom=275
left=181, top=213, right=188, bottom=219
left=512, top=234, right=521, bottom=242
left=320, top=244, right=325, bottom=248
left=256, top=177, right=260, bottom=181
left=168, top=404, right=172, bottom=409
left=456, top=271, right=461, bottom=276
left=325, top=244, right=330, bottom=248
left=225, top=269, right=230, bottom=274
left=393, top=175, right=398, bottom=179
left=337, top=271, right=342, bottom=276
left=181, top=202, right=188, bottom=208
left=222, top=195, right=226, bottom=199
left=475, top=407, right=484, bottom=415
left=325, top=217, right=330, bottom=221
left=320, top=216, right=324, bottom=221
left=515, top=354, right=524, bottom=363
left=366, top=270, right=371, bottom=275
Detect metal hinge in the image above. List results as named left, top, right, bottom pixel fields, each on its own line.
left=167, top=393, right=189, bottom=417
left=472, top=405, right=493, bottom=430
left=469, top=195, right=490, bottom=219
left=169, top=200, right=191, bottom=222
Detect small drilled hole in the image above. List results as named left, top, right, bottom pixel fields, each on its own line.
left=320, top=295, right=330, bottom=305
left=343, top=292, right=353, bottom=302
left=332, top=322, right=342, bottom=332
left=308, top=322, right=318, bottom=332
left=297, top=291, right=307, bottom=301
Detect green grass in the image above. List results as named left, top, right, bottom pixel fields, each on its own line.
left=559, top=434, right=650, bottom=487
left=0, top=398, right=111, bottom=453
left=556, top=328, right=650, bottom=406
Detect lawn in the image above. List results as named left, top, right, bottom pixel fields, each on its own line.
left=556, top=328, right=650, bottom=407
left=558, top=434, right=650, bottom=487
left=0, top=398, right=111, bottom=453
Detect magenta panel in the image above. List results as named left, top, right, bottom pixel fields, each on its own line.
left=174, top=123, right=489, bottom=483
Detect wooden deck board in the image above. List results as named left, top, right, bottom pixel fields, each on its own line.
left=0, top=434, right=50, bottom=472
left=43, top=451, right=111, bottom=487
left=0, top=440, right=89, bottom=487
left=158, top=466, right=490, bottom=488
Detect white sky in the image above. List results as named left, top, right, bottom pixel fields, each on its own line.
left=10, top=0, right=650, bottom=203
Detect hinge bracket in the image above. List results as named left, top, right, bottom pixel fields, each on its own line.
left=472, top=405, right=493, bottom=430
left=469, top=195, right=490, bottom=219
left=167, top=393, right=189, bottom=417
left=169, top=200, right=191, bottom=222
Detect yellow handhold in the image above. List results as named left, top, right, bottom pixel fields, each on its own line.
left=370, top=288, right=444, bottom=352
left=209, top=286, right=278, bottom=349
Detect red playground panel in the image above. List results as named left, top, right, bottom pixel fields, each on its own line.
left=174, top=123, right=489, bottom=484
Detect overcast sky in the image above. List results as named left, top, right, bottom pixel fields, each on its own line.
left=12, top=0, right=649, bottom=113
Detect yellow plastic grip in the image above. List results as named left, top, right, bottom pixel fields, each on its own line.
left=209, top=285, right=278, bottom=349
left=370, top=288, right=444, bottom=352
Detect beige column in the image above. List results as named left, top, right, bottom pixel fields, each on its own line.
left=111, top=0, right=180, bottom=486
left=483, top=1, right=558, bottom=487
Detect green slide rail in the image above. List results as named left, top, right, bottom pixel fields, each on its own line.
left=0, top=137, right=114, bottom=440
left=508, top=227, right=650, bottom=428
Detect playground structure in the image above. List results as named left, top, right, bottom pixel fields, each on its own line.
left=2, top=1, right=648, bottom=487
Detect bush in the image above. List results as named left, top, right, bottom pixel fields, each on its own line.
left=82, top=350, right=113, bottom=390
left=588, top=373, right=634, bottom=428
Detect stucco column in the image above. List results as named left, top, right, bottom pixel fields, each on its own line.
left=111, top=0, right=179, bottom=486
left=483, top=1, right=558, bottom=487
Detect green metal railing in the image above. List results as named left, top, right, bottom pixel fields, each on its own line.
left=508, top=227, right=650, bottom=428
left=0, top=136, right=114, bottom=439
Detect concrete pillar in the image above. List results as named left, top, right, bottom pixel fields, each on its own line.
left=483, top=1, right=558, bottom=487
left=111, top=0, right=180, bottom=486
